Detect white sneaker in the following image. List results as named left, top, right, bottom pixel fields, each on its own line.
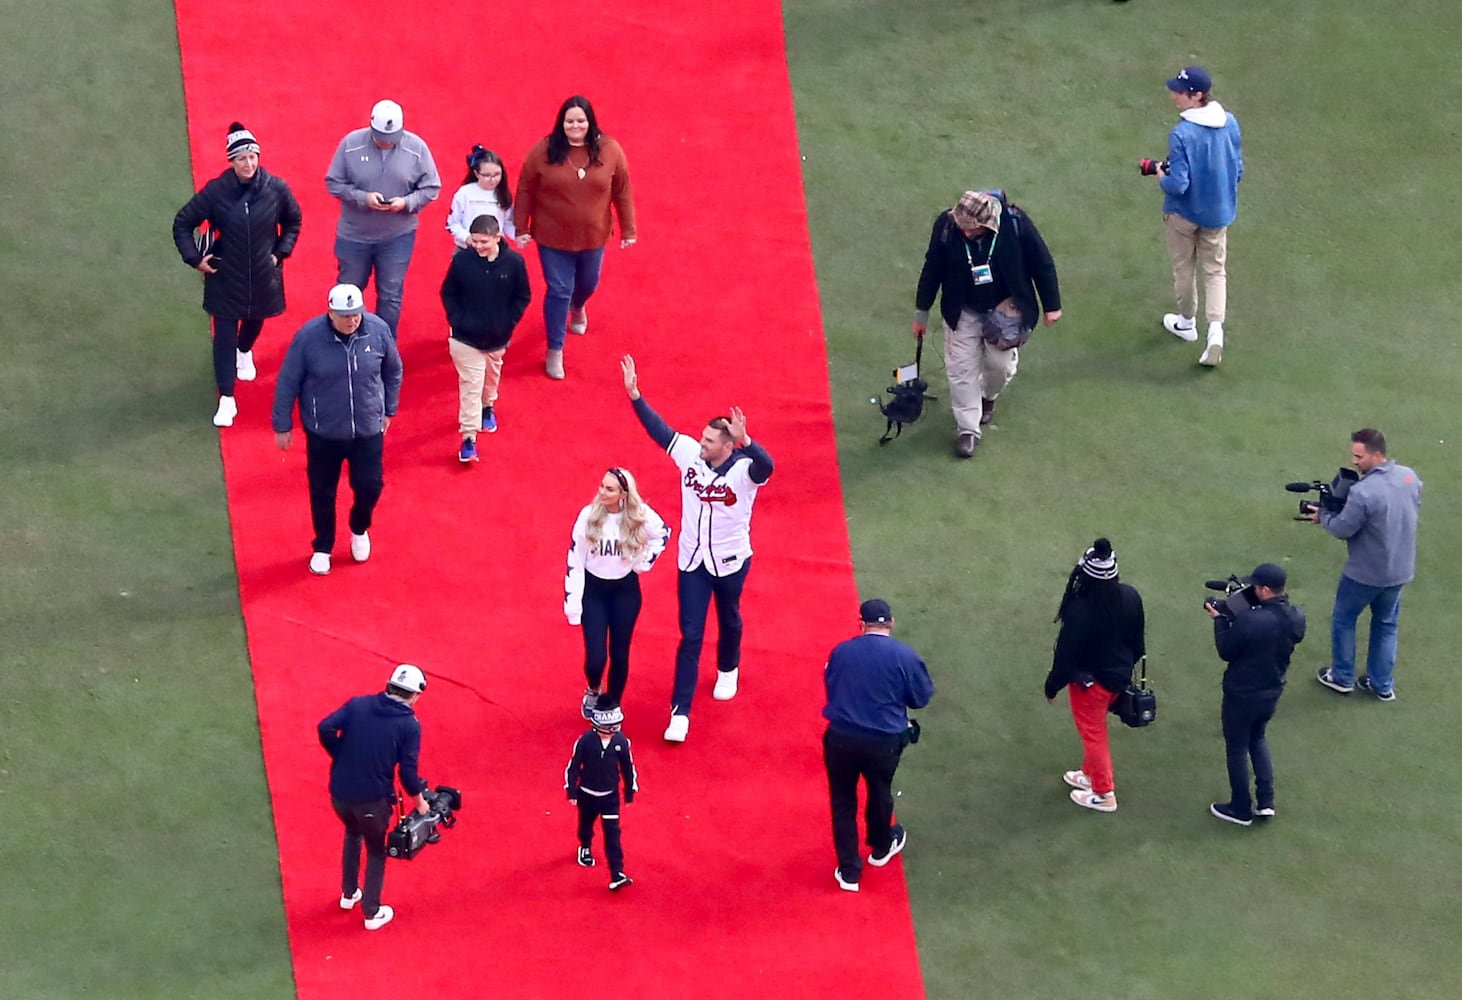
left=212, top=395, right=237, bottom=427
left=309, top=552, right=332, bottom=575
left=545, top=349, right=565, bottom=380
left=350, top=531, right=371, bottom=563
left=236, top=350, right=257, bottom=381
left=569, top=307, right=588, bottom=335
left=339, top=889, right=362, bottom=910
left=1199, top=322, right=1224, bottom=366
left=712, top=668, right=739, bottom=701
left=834, top=868, right=860, bottom=893
left=1162, top=313, right=1198, bottom=342
left=664, top=713, right=690, bottom=742
left=1063, top=770, right=1092, bottom=791
left=363, top=904, right=394, bottom=931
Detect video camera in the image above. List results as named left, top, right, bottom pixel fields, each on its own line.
left=1203, top=575, right=1260, bottom=619
left=386, top=785, right=462, bottom=860
left=1285, top=468, right=1359, bottom=520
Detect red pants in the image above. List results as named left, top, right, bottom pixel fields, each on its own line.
left=1069, top=683, right=1119, bottom=795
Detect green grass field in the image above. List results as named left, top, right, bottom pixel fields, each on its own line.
left=5, top=1, right=1460, bottom=996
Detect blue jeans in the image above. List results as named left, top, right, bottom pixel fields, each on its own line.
left=335, top=230, right=416, bottom=337
left=671, top=560, right=751, bottom=715
left=537, top=245, right=604, bottom=350
left=1329, top=574, right=1404, bottom=693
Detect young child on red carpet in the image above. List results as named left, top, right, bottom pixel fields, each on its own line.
left=564, top=705, right=637, bottom=890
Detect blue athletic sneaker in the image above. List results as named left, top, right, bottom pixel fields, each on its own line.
left=482, top=407, right=498, bottom=434
left=458, top=437, right=478, bottom=463
left=1358, top=676, right=1395, bottom=701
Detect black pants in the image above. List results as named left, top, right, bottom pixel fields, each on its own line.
left=582, top=572, right=642, bottom=709
left=305, top=431, right=385, bottom=554
left=576, top=792, right=625, bottom=872
left=211, top=316, right=265, bottom=395
left=333, top=797, right=392, bottom=918
left=823, top=726, right=904, bottom=883
left=671, top=559, right=751, bottom=714
left=1221, top=690, right=1281, bottom=816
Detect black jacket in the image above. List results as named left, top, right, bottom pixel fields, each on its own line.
left=172, top=166, right=303, bottom=320
left=317, top=693, right=427, bottom=804
left=1213, top=597, right=1307, bottom=697
left=439, top=244, right=532, bottom=351
left=915, top=201, right=1061, bottom=333
left=564, top=730, right=637, bottom=802
left=1045, top=583, right=1146, bottom=698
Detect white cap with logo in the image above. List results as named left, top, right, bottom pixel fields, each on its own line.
left=388, top=663, right=427, bottom=694
left=370, top=99, right=404, bottom=142
left=328, top=283, right=364, bottom=315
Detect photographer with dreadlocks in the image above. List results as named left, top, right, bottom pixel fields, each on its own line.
left=1044, top=539, right=1146, bottom=814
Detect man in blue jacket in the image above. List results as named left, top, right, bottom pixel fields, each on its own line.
left=317, top=663, right=432, bottom=931
left=1152, top=66, right=1243, bottom=367
left=272, top=283, right=403, bottom=575
left=1311, top=429, right=1423, bottom=701
left=822, top=599, right=935, bottom=892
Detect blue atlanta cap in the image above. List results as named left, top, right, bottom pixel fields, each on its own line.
left=1166, top=65, right=1213, bottom=94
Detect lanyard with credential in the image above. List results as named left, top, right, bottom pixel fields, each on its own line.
left=963, top=226, right=999, bottom=281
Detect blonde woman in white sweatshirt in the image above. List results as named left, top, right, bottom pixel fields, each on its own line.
left=565, top=467, right=670, bottom=717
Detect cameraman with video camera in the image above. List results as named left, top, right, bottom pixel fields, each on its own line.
left=1310, top=429, right=1423, bottom=701
left=317, top=663, right=432, bottom=930
left=1205, top=564, right=1306, bottom=826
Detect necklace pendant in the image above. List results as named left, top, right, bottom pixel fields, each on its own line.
left=577, top=167, right=586, bottom=180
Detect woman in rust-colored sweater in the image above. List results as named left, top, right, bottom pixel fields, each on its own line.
left=514, top=95, right=636, bottom=380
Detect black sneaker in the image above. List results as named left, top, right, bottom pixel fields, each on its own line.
left=1255, top=806, right=1276, bottom=819
left=1210, top=802, right=1254, bottom=827
left=608, top=872, right=633, bottom=891
left=1315, top=667, right=1354, bottom=694
left=577, top=846, right=595, bottom=868
left=868, top=824, right=907, bottom=867
left=1358, top=676, right=1396, bottom=701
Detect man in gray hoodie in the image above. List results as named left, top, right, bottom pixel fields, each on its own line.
left=1151, top=66, right=1243, bottom=366
left=326, top=99, right=441, bottom=339
left=273, top=284, right=403, bottom=576
left=1311, top=429, right=1422, bottom=701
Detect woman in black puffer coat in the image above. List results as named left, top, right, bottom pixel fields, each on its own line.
left=173, top=122, right=302, bottom=427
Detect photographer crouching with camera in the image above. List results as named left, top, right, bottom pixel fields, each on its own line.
left=317, top=663, right=432, bottom=930
left=1309, top=429, right=1423, bottom=702
left=1205, top=564, right=1306, bottom=827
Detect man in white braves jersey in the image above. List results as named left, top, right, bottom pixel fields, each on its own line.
left=621, top=355, right=774, bottom=743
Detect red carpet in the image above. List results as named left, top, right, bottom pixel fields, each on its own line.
left=174, top=2, right=924, bottom=996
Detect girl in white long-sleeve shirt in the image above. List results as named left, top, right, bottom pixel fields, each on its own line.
left=565, top=467, right=669, bottom=715
left=446, top=146, right=516, bottom=247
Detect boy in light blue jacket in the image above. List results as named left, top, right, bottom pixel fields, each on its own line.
left=1153, top=66, right=1243, bottom=367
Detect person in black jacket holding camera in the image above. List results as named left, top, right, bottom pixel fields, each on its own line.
left=317, top=664, right=432, bottom=930
left=439, top=214, right=531, bottom=463
left=172, top=122, right=303, bottom=428
left=1206, top=563, right=1306, bottom=826
left=1045, top=539, right=1145, bottom=814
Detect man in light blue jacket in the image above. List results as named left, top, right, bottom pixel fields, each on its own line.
left=273, top=284, right=403, bottom=576
left=1152, top=66, right=1243, bottom=366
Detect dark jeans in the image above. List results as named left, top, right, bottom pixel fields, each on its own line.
left=582, top=572, right=642, bottom=708
left=1221, top=690, right=1281, bottom=816
left=333, top=797, right=392, bottom=918
left=211, top=316, right=265, bottom=394
left=537, top=244, right=604, bottom=350
left=335, top=230, right=416, bottom=337
left=823, top=727, right=904, bottom=883
left=671, top=559, right=751, bottom=715
left=304, top=431, right=385, bottom=554
left=575, top=792, right=624, bottom=872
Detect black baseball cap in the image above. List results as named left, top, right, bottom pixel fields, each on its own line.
left=860, top=599, right=893, bottom=624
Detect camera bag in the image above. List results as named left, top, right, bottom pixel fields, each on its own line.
left=1113, top=655, right=1156, bottom=728
left=878, top=335, right=936, bottom=445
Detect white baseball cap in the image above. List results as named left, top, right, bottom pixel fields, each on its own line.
left=328, top=283, right=364, bottom=315
left=370, top=99, right=404, bottom=142
left=388, top=663, right=427, bottom=694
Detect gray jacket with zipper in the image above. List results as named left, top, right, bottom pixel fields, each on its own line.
left=271, top=313, right=402, bottom=439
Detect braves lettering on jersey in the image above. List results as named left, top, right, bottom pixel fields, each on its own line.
left=667, top=435, right=766, bottom=575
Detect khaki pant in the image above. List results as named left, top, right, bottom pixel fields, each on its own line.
left=448, top=336, right=506, bottom=436
left=944, top=310, right=1020, bottom=436
left=1164, top=213, right=1228, bottom=324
